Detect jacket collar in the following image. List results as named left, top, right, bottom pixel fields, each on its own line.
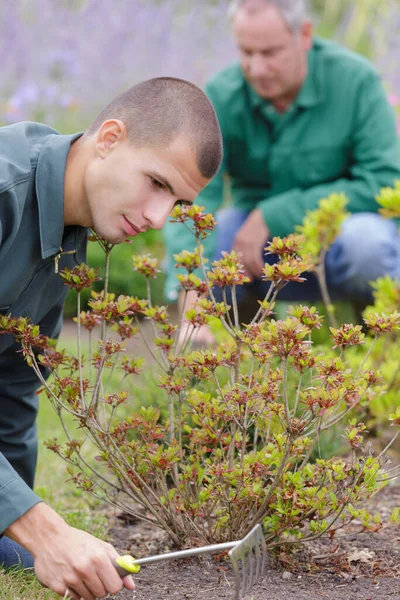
left=35, top=131, right=87, bottom=264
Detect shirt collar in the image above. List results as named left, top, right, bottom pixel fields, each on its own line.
left=35, top=131, right=87, bottom=263
left=295, top=39, right=323, bottom=109
left=247, top=37, right=324, bottom=114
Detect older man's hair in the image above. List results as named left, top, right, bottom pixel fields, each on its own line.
left=86, top=77, right=223, bottom=180
left=228, top=0, right=308, bottom=32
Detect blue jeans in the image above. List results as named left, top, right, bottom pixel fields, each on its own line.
left=0, top=535, right=34, bottom=570
left=213, top=208, right=400, bottom=304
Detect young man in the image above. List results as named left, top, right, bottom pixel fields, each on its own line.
left=163, top=0, right=400, bottom=345
left=0, top=77, right=222, bottom=599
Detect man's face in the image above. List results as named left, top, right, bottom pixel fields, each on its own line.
left=233, top=2, right=312, bottom=105
left=84, top=127, right=209, bottom=244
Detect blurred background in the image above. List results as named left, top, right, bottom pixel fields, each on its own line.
left=2, top=0, right=400, bottom=312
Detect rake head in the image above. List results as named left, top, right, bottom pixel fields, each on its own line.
left=113, top=522, right=268, bottom=600
left=228, top=524, right=268, bottom=599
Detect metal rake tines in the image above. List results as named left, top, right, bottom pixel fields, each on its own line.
left=229, top=524, right=268, bottom=599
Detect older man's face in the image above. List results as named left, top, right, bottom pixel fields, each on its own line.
left=233, top=2, right=312, bottom=108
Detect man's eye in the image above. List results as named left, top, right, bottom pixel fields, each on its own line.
left=263, top=47, right=281, bottom=58
left=150, top=177, right=165, bottom=190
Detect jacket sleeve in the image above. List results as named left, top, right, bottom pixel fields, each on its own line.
left=0, top=342, right=43, bottom=533
left=0, top=455, right=42, bottom=533
left=258, top=71, right=400, bottom=237
left=162, top=83, right=229, bottom=302
left=0, top=303, right=63, bottom=533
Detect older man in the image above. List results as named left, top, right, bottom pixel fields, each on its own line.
left=0, top=77, right=222, bottom=598
left=163, top=0, right=400, bottom=344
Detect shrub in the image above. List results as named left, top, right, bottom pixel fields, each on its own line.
left=1, top=199, right=399, bottom=551
left=63, top=229, right=165, bottom=317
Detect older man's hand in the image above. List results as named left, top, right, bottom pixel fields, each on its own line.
left=232, top=208, right=269, bottom=279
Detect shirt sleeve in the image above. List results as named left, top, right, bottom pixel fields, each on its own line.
left=257, top=71, right=400, bottom=237
left=0, top=303, right=63, bottom=533
left=0, top=343, right=44, bottom=533
left=0, top=455, right=42, bottom=533
left=162, top=83, right=229, bottom=302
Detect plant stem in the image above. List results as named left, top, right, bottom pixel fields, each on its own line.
left=378, top=429, right=400, bottom=460
left=251, top=282, right=276, bottom=324
left=355, top=335, right=378, bottom=379
left=231, top=284, right=239, bottom=330
left=76, top=291, right=86, bottom=409
left=250, top=438, right=293, bottom=526
left=282, top=358, right=292, bottom=435
left=222, top=288, right=235, bottom=330
left=316, top=250, right=337, bottom=329
left=196, top=236, right=235, bottom=339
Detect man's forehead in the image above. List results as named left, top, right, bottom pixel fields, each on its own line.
left=235, top=0, right=279, bottom=19
left=234, top=7, right=293, bottom=46
left=234, top=1, right=290, bottom=30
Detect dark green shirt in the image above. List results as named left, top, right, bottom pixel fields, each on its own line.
left=163, top=37, right=400, bottom=300
left=0, top=122, right=87, bottom=532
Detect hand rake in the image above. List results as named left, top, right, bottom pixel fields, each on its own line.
left=114, top=523, right=268, bottom=599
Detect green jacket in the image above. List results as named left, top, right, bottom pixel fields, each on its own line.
left=163, top=37, right=400, bottom=301
left=0, top=122, right=87, bottom=533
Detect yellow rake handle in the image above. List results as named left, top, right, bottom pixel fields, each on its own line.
left=113, top=555, right=141, bottom=577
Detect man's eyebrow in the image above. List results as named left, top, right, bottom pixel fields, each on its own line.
left=238, top=43, right=280, bottom=53
left=148, top=171, right=176, bottom=196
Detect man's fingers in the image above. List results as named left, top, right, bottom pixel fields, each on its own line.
left=233, top=241, right=265, bottom=280
left=94, top=560, right=125, bottom=595
left=253, top=250, right=265, bottom=278
left=192, top=325, right=216, bottom=348
left=103, top=545, right=135, bottom=592
left=64, top=586, right=83, bottom=600
left=233, top=209, right=269, bottom=279
left=66, top=590, right=80, bottom=600
left=66, top=580, right=96, bottom=600
left=122, top=574, right=136, bottom=591
left=246, top=248, right=264, bottom=279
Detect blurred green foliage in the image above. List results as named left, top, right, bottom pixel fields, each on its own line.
left=64, top=228, right=166, bottom=317
left=311, top=0, right=399, bottom=58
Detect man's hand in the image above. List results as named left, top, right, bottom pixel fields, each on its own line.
left=178, top=320, right=215, bottom=350
left=177, top=290, right=215, bottom=350
left=232, top=208, right=269, bottom=280
left=5, top=503, right=136, bottom=599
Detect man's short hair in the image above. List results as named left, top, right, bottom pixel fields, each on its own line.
left=228, top=0, right=308, bottom=32
left=86, top=77, right=223, bottom=180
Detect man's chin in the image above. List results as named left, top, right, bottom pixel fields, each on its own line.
left=252, top=84, right=275, bottom=99
left=91, top=228, right=126, bottom=245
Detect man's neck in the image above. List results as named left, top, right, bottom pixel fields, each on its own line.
left=270, top=97, right=294, bottom=114
left=64, top=136, right=91, bottom=227
left=270, top=76, right=306, bottom=114
left=268, top=62, right=308, bottom=114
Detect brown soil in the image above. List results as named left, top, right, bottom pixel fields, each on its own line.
left=109, top=483, right=400, bottom=600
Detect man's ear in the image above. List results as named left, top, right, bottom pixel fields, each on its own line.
left=95, top=119, right=128, bottom=158
left=301, top=20, right=313, bottom=52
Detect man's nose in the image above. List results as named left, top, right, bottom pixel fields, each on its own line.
left=146, top=203, right=173, bottom=230
left=248, top=54, right=270, bottom=77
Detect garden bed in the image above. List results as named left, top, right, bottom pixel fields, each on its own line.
left=111, top=483, right=400, bottom=600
